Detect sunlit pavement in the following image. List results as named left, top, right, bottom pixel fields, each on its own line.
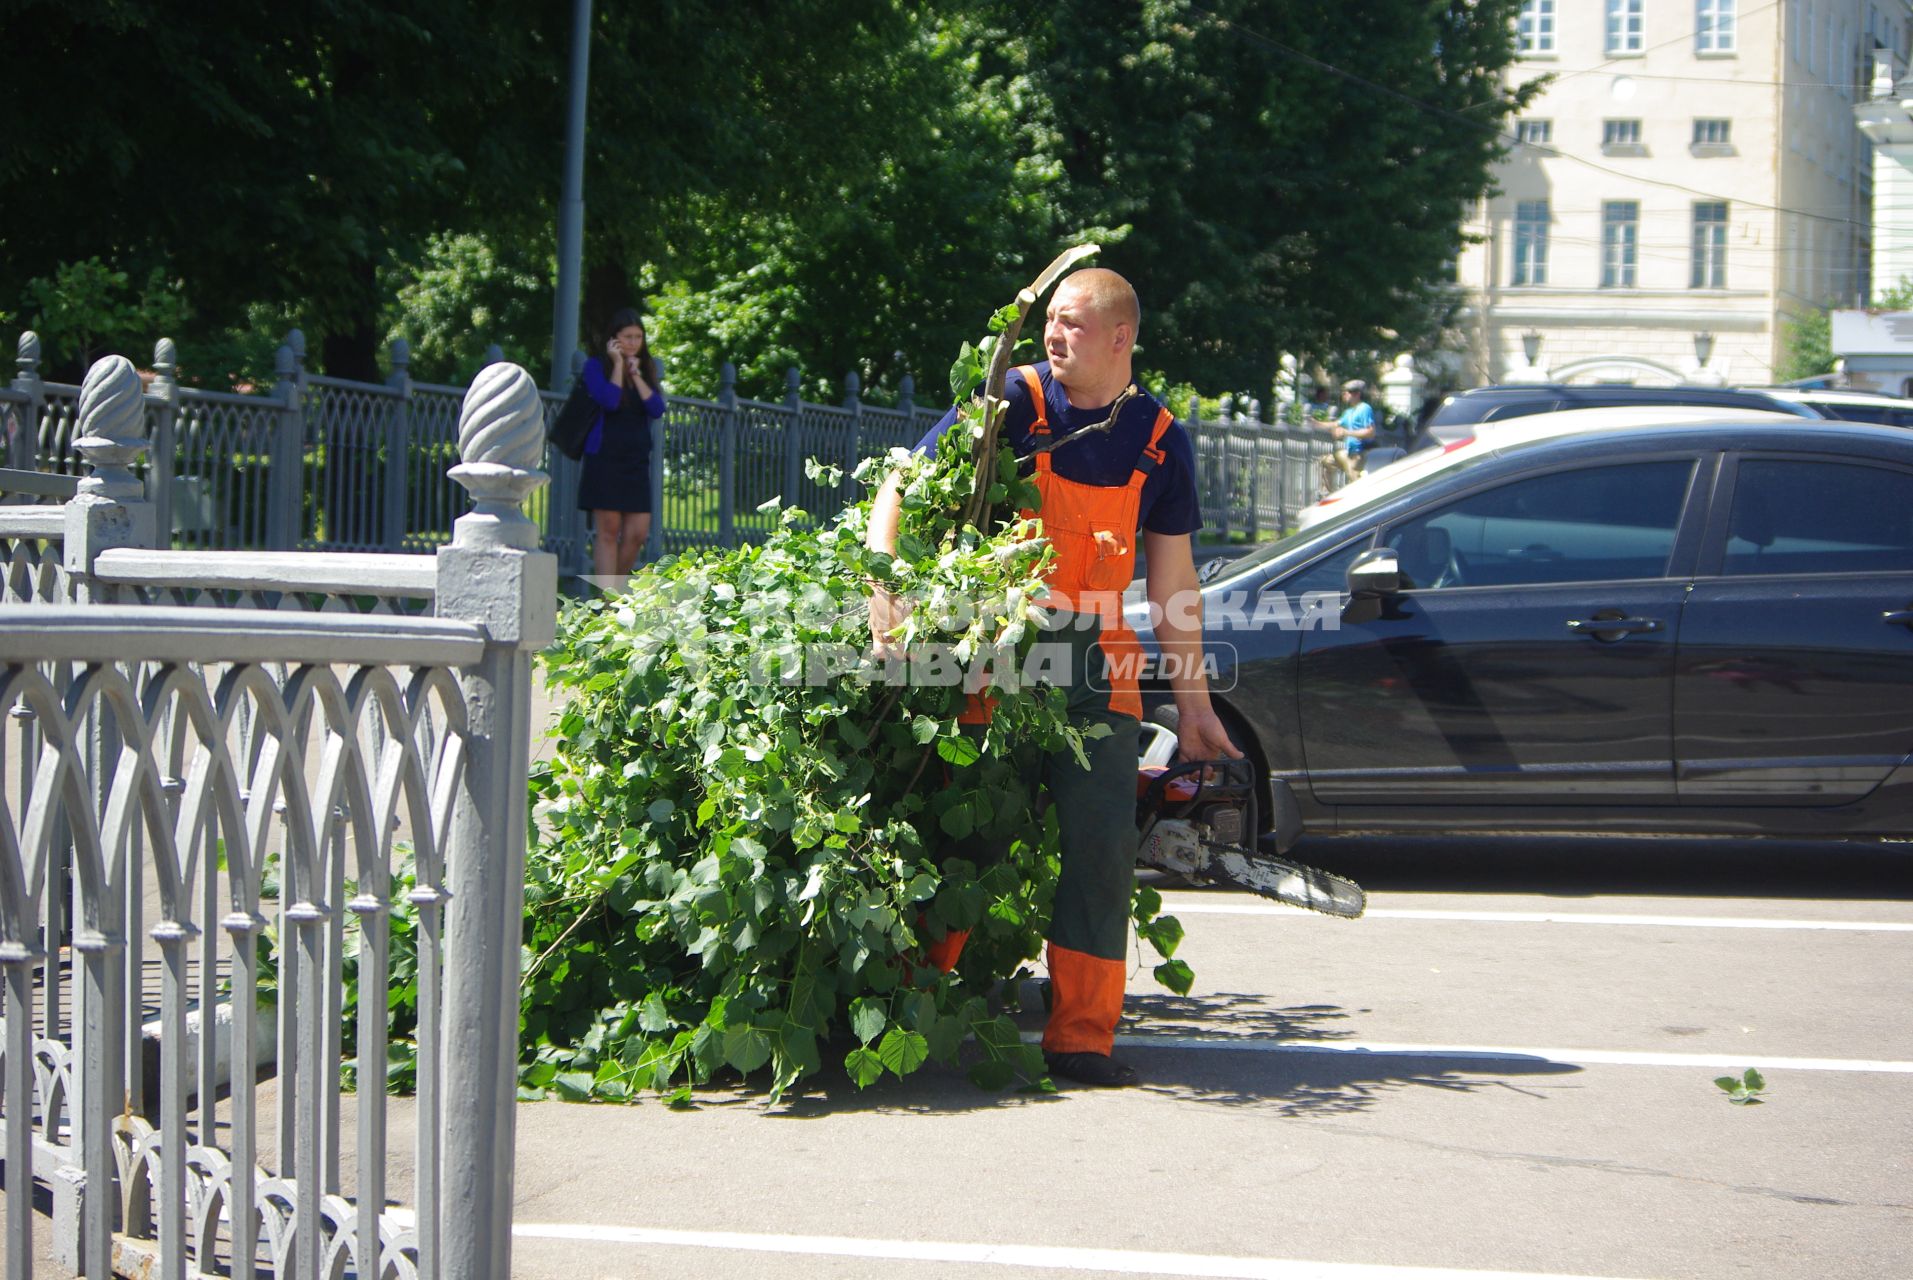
left=503, top=836, right=1913, bottom=1280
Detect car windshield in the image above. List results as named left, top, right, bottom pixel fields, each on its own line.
left=1200, top=487, right=1414, bottom=581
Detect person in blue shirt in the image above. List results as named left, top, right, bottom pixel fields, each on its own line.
left=577, top=307, right=667, bottom=580
left=1317, top=378, right=1376, bottom=495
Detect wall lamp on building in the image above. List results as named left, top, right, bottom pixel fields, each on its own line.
left=1693, top=330, right=1715, bottom=367
left=1521, top=330, right=1543, bottom=365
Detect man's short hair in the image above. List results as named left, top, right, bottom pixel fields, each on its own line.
left=1343, top=379, right=1367, bottom=396
left=1059, top=267, right=1142, bottom=335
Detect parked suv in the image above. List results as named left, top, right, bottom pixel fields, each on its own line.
left=1747, top=387, right=1913, bottom=427
left=1415, top=384, right=1823, bottom=448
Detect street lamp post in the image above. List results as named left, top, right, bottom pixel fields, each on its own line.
left=551, top=0, right=593, bottom=389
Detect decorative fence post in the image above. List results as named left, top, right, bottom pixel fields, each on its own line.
left=60, top=355, right=158, bottom=1278
left=434, top=362, right=557, bottom=1280
left=386, top=338, right=414, bottom=551
left=717, top=361, right=738, bottom=547
left=149, top=337, right=179, bottom=543
left=11, top=331, right=46, bottom=470
left=268, top=331, right=308, bottom=550
left=899, top=373, right=916, bottom=418
left=782, top=366, right=803, bottom=516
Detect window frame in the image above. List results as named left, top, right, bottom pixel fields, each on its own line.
left=1607, top=0, right=1646, bottom=54
left=1516, top=0, right=1558, bottom=54
left=1516, top=118, right=1554, bottom=145
left=1696, top=0, right=1738, bottom=54
left=1691, top=201, right=1729, bottom=288
left=1602, top=201, right=1640, bottom=288
left=1514, top=199, right=1551, bottom=286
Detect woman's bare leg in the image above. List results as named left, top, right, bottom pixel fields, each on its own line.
left=592, top=508, right=622, bottom=582
left=616, top=512, right=652, bottom=576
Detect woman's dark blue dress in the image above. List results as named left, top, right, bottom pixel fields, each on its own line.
left=576, top=356, right=666, bottom=514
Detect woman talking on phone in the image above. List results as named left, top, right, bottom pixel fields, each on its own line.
left=577, top=307, right=667, bottom=580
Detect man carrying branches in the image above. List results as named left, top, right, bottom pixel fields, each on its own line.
left=867, top=267, right=1240, bottom=1087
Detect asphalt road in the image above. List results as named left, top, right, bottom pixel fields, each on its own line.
left=502, top=836, right=1913, bottom=1280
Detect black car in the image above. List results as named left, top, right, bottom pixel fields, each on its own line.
left=1136, top=420, right=1913, bottom=849
left=1417, top=384, right=1824, bottom=448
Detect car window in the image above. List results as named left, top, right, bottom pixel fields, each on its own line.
left=1813, top=403, right=1913, bottom=428
left=1383, top=460, right=1694, bottom=589
left=1723, top=459, right=1913, bottom=576
left=1280, top=535, right=1375, bottom=597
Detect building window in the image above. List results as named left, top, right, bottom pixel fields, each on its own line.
left=1692, top=117, right=1735, bottom=155
left=1607, top=0, right=1645, bottom=54
left=1692, top=202, right=1729, bottom=288
left=1697, top=0, right=1737, bottom=53
left=1516, top=119, right=1553, bottom=145
left=1517, top=0, right=1557, bottom=53
left=1603, top=202, right=1639, bottom=288
left=1602, top=119, right=1646, bottom=155
left=1514, top=201, right=1550, bottom=285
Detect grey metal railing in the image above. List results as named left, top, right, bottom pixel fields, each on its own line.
left=1, top=351, right=553, bottom=1280
left=13, top=328, right=1339, bottom=572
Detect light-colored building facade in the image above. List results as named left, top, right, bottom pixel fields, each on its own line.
left=1451, top=0, right=1909, bottom=388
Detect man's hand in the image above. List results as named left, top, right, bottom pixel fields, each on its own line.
left=1175, top=703, right=1243, bottom=764
left=868, top=583, right=908, bottom=659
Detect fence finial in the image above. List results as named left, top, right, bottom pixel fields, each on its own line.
left=786, top=366, right=802, bottom=397
left=154, top=337, right=178, bottom=375
left=719, top=361, right=736, bottom=398
left=286, top=329, right=308, bottom=365
left=18, top=330, right=42, bottom=374
left=899, top=373, right=915, bottom=415
left=74, top=354, right=148, bottom=499
left=450, top=362, right=547, bottom=551
left=391, top=337, right=412, bottom=372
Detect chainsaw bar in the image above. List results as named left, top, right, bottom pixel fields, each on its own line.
left=1137, top=817, right=1366, bottom=918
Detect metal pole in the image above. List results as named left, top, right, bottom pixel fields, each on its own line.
left=551, top=0, right=593, bottom=387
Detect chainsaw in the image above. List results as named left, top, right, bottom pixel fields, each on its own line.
left=1135, top=757, right=1365, bottom=919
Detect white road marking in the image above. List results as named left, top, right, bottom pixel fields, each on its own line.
left=1160, top=902, right=1913, bottom=932
left=1109, top=1035, right=1913, bottom=1074
left=511, top=1222, right=1654, bottom=1279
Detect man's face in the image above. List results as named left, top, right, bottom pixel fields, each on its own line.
left=1044, top=283, right=1126, bottom=390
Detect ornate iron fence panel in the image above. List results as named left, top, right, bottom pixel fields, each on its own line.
left=171, top=391, right=285, bottom=551
left=1, top=352, right=553, bottom=1280
left=0, top=611, right=479, bottom=1280
left=402, top=385, right=468, bottom=554
left=304, top=379, right=403, bottom=552
left=656, top=395, right=726, bottom=558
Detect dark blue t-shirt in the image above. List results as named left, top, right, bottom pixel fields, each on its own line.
left=917, top=362, right=1203, bottom=536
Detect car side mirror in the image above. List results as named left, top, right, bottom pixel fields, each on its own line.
left=1342, top=547, right=1401, bottom=625
left=1346, top=547, right=1403, bottom=597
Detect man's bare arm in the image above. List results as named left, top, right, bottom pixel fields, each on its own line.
left=1142, top=529, right=1242, bottom=762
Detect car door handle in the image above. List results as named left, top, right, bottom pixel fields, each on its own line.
left=1885, top=609, right=1913, bottom=628
left=1566, top=616, right=1664, bottom=638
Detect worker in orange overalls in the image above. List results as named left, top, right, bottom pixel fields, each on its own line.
left=867, top=268, right=1241, bottom=1087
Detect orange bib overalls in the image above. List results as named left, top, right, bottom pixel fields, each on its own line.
left=929, top=366, right=1176, bottom=1058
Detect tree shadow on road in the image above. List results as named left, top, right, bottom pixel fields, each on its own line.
left=1111, top=989, right=1581, bottom=1116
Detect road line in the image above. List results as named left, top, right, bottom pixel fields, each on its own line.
left=511, top=1222, right=1653, bottom=1279
left=1108, top=1035, right=1913, bottom=1074
left=1161, top=902, right=1913, bottom=932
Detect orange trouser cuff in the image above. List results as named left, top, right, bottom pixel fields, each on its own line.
left=1041, top=942, right=1125, bottom=1055
left=924, top=927, right=970, bottom=974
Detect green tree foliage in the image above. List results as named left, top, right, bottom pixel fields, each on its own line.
left=523, top=269, right=1187, bottom=1100
left=973, top=0, right=1533, bottom=390
left=4, top=2, right=1531, bottom=396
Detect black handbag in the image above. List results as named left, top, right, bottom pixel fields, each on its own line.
left=548, top=377, right=599, bottom=461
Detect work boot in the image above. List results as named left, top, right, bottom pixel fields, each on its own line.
left=1043, top=1050, right=1138, bottom=1088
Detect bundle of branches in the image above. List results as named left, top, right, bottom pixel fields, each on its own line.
left=524, top=248, right=1189, bottom=1103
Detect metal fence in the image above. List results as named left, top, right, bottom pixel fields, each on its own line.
left=1, top=353, right=552, bottom=1280
left=8, top=329, right=1343, bottom=575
